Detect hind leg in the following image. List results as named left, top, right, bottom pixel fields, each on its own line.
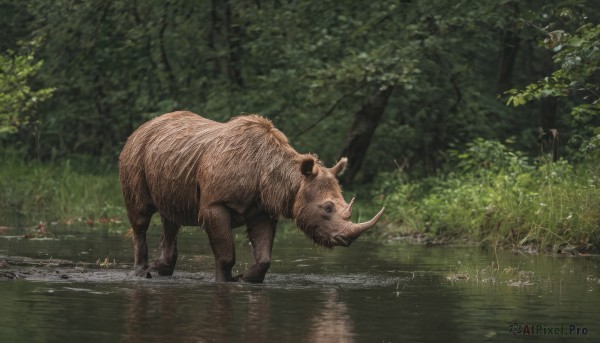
left=127, top=208, right=154, bottom=277
left=120, top=156, right=158, bottom=277
left=151, top=216, right=181, bottom=276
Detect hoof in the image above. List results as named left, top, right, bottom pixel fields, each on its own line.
left=235, top=273, right=264, bottom=283
left=150, top=260, right=175, bottom=276
left=133, top=266, right=150, bottom=278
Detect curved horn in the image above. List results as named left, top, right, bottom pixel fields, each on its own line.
left=342, top=197, right=355, bottom=220
left=346, top=207, right=385, bottom=239
left=330, top=157, right=348, bottom=176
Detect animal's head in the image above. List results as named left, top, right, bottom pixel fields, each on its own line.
left=293, top=155, right=385, bottom=248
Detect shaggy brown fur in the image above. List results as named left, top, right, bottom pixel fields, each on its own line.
left=119, top=111, right=383, bottom=282
left=120, top=111, right=301, bottom=224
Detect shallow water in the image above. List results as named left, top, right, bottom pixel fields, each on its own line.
left=1, top=224, right=599, bottom=342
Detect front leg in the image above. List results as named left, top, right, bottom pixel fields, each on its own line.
left=241, top=213, right=277, bottom=283
left=203, top=205, right=236, bottom=282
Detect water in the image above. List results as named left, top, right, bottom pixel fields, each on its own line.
left=1, top=223, right=599, bottom=342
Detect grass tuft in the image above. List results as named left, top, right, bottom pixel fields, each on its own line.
left=0, top=155, right=125, bottom=226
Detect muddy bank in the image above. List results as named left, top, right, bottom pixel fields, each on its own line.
left=0, top=255, right=401, bottom=288
left=0, top=255, right=119, bottom=282
left=0, top=255, right=212, bottom=284
left=380, top=231, right=597, bottom=255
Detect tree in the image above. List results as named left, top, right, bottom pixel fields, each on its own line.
left=0, top=40, right=54, bottom=136
left=507, top=10, right=600, bottom=154
left=339, top=86, right=394, bottom=184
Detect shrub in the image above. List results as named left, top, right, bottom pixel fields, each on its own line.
left=377, top=139, right=600, bottom=250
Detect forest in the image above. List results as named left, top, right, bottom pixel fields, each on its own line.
left=1, top=0, right=599, bottom=251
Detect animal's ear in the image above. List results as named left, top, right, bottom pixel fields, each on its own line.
left=330, top=157, right=348, bottom=176
left=300, top=155, right=318, bottom=177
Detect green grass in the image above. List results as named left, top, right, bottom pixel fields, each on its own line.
left=376, top=139, right=600, bottom=251
left=0, top=156, right=126, bottom=226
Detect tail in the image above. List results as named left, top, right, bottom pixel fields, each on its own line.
left=123, top=227, right=134, bottom=241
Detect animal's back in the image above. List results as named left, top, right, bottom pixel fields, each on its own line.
left=119, top=111, right=299, bottom=226
left=119, top=111, right=218, bottom=224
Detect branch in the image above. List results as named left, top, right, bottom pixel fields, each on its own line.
left=292, top=83, right=367, bottom=140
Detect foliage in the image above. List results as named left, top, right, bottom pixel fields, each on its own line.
left=0, top=0, right=577, bottom=168
left=506, top=20, right=600, bottom=153
left=0, top=40, right=54, bottom=134
left=377, top=138, right=600, bottom=250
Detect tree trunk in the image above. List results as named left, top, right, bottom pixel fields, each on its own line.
left=338, top=86, right=394, bottom=185
left=225, top=1, right=244, bottom=87
left=538, top=50, right=558, bottom=132
left=208, top=0, right=224, bottom=79
left=208, top=0, right=244, bottom=87
left=537, top=48, right=559, bottom=161
left=496, top=2, right=520, bottom=94
left=158, top=2, right=176, bottom=96
left=496, top=29, right=520, bottom=94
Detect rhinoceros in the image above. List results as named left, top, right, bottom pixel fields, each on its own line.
left=118, top=111, right=384, bottom=282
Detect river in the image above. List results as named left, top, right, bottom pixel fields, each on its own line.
left=1, top=223, right=599, bottom=342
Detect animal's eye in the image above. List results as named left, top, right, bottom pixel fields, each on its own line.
left=322, top=202, right=334, bottom=214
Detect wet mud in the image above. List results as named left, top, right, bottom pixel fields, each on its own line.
left=0, top=255, right=400, bottom=289
left=0, top=255, right=209, bottom=284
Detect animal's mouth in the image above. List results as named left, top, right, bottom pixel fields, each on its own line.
left=330, top=234, right=353, bottom=247
left=295, top=225, right=348, bottom=248
left=296, top=204, right=385, bottom=248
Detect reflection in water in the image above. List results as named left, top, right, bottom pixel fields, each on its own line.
left=306, top=289, right=355, bottom=343
left=121, top=283, right=359, bottom=342
left=123, top=287, right=180, bottom=342
left=123, top=285, right=274, bottom=342
left=240, top=288, right=271, bottom=343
